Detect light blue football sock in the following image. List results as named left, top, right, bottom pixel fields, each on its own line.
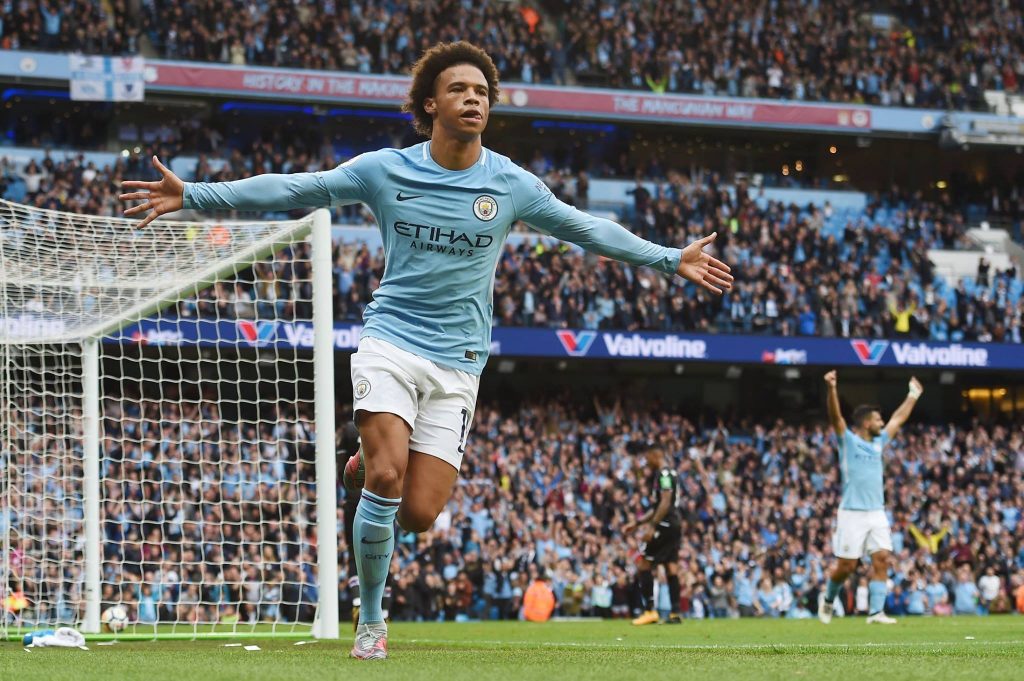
left=868, top=580, right=887, bottom=615
left=354, top=489, right=400, bottom=625
left=825, top=579, right=843, bottom=603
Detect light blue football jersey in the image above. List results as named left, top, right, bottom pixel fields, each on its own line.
left=837, top=428, right=890, bottom=511
left=184, top=142, right=682, bottom=373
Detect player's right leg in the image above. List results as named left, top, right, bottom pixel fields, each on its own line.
left=821, top=510, right=866, bottom=624
left=864, top=519, right=896, bottom=625
left=631, top=555, right=659, bottom=626
left=348, top=338, right=421, bottom=660
left=350, top=410, right=410, bottom=660
left=820, top=558, right=857, bottom=624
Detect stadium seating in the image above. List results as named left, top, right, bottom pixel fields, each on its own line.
left=9, top=393, right=1024, bottom=622
left=4, top=1, right=1023, bottom=110
left=1, top=150, right=1021, bottom=343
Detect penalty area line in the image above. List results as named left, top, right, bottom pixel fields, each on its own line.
left=404, top=638, right=1024, bottom=652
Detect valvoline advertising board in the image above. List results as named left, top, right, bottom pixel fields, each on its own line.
left=110, top=318, right=1023, bottom=371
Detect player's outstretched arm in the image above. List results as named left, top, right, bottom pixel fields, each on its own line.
left=884, top=376, right=923, bottom=439
left=511, top=168, right=733, bottom=292
left=120, top=154, right=373, bottom=227
left=824, top=370, right=847, bottom=435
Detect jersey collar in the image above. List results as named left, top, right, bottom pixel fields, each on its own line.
left=422, top=141, right=488, bottom=172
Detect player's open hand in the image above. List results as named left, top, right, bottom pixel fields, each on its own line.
left=119, top=156, right=184, bottom=228
left=677, top=232, right=733, bottom=294
left=909, top=376, right=923, bottom=397
left=824, top=370, right=838, bottom=387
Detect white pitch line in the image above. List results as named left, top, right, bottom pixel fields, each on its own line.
left=405, top=638, right=1024, bottom=652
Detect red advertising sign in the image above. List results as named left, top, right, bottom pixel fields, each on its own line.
left=151, top=62, right=872, bottom=130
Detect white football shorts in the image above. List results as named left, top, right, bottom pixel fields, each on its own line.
left=350, top=336, right=479, bottom=470
left=832, top=509, right=893, bottom=559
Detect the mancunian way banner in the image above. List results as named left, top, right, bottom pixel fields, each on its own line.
left=148, top=62, right=871, bottom=131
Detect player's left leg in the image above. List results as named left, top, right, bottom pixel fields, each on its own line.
left=865, top=550, right=896, bottom=624
left=665, top=561, right=682, bottom=623
left=397, top=450, right=459, bottom=532
left=394, top=357, right=477, bottom=531
left=822, top=509, right=870, bottom=624
left=863, top=509, right=896, bottom=624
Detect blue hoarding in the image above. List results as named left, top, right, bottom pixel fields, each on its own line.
left=114, top=318, right=1023, bottom=371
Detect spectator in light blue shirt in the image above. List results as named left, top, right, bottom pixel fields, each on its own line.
left=906, top=585, right=927, bottom=615
left=40, top=3, right=62, bottom=39
left=734, top=566, right=756, bottom=616
left=953, top=568, right=980, bottom=615
left=925, top=575, right=948, bottom=613
left=757, top=578, right=778, bottom=617
left=137, top=583, right=158, bottom=623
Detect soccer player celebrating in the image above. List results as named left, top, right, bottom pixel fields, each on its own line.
left=120, top=42, right=732, bottom=659
left=622, top=447, right=683, bottom=625
left=818, top=370, right=923, bottom=625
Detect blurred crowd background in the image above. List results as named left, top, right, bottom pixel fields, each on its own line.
left=4, top=1, right=1024, bottom=110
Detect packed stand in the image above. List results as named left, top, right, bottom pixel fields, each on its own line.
left=2, top=393, right=322, bottom=626
left=557, top=0, right=1024, bottom=110
left=3, top=150, right=1022, bottom=343
left=527, top=174, right=1024, bottom=342
left=0, top=0, right=552, bottom=85
left=4, top=2, right=1024, bottom=111
left=389, top=397, right=1024, bottom=621
left=4, top=393, right=1023, bottom=625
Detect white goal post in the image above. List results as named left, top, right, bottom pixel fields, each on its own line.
left=0, top=200, right=338, bottom=640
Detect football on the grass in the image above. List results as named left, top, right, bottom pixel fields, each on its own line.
left=101, top=605, right=129, bottom=632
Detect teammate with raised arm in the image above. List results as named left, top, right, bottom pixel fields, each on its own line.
left=818, top=370, right=923, bottom=625
left=120, top=42, right=733, bottom=659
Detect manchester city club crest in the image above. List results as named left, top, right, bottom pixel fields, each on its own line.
left=473, top=195, right=498, bottom=221
left=354, top=379, right=371, bottom=399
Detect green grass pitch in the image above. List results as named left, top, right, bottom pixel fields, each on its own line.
left=5, top=617, right=1023, bottom=681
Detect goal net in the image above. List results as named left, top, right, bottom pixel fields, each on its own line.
left=0, top=200, right=337, bottom=640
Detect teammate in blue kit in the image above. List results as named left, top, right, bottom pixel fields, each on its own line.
left=818, top=370, right=923, bottom=625
left=120, top=42, right=733, bottom=659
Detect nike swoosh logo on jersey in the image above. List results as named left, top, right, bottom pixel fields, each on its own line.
left=396, top=192, right=423, bottom=201
left=361, top=536, right=392, bottom=544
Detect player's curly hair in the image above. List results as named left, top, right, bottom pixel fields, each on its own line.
left=403, top=41, right=500, bottom=138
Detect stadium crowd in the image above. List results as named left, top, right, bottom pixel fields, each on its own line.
left=3, top=1, right=1024, bottom=110
left=557, top=0, right=1024, bottom=110
left=2, top=149, right=1022, bottom=344
left=4, top=392, right=1023, bottom=626
left=2, top=394, right=322, bottom=626
left=389, top=397, right=1024, bottom=621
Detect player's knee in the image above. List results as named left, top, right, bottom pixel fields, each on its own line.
left=364, top=460, right=402, bottom=493
left=397, top=505, right=437, bottom=533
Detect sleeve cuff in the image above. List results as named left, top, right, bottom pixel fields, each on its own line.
left=665, top=247, right=682, bottom=276
left=181, top=182, right=194, bottom=210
